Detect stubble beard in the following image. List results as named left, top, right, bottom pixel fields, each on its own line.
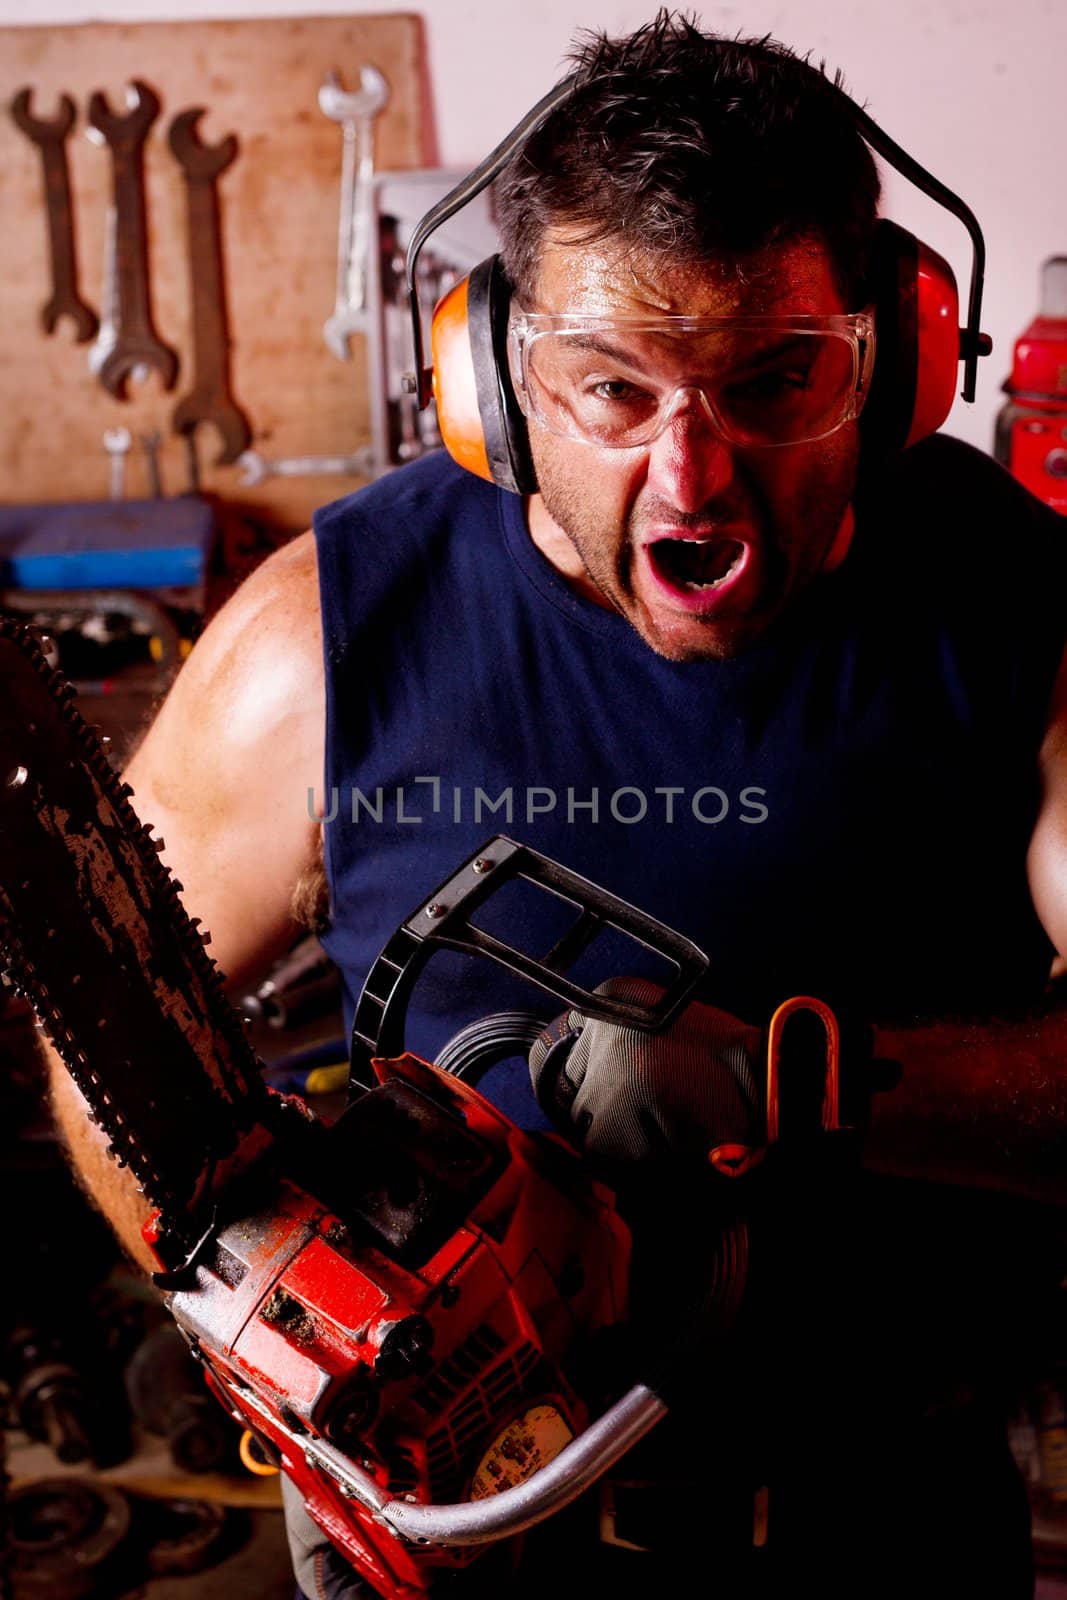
left=535, top=464, right=856, bottom=665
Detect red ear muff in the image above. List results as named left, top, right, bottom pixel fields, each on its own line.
left=863, top=218, right=960, bottom=452
left=431, top=255, right=536, bottom=494
left=431, top=274, right=492, bottom=482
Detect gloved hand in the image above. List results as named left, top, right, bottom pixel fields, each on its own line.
left=528, top=976, right=761, bottom=1165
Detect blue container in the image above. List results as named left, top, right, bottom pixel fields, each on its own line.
left=0, top=499, right=216, bottom=591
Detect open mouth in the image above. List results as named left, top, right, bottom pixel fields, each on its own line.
left=648, top=536, right=746, bottom=592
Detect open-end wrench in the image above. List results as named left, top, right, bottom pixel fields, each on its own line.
left=86, top=80, right=178, bottom=398
left=236, top=448, right=373, bottom=487
left=10, top=88, right=99, bottom=342
left=168, top=108, right=251, bottom=466
left=89, top=200, right=118, bottom=377
left=318, top=65, right=389, bottom=360
left=88, top=200, right=150, bottom=384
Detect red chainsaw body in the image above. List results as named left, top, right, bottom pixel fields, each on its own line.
left=159, top=1051, right=631, bottom=1596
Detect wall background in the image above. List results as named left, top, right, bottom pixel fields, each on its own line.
left=3, top=0, right=1064, bottom=453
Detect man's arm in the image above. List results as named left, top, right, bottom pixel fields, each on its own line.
left=860, top=642, right=1067, bottom=1203
left=863, top=1011, right=1067, bottom=1202
left=46, top=531, right=326, bottom=1270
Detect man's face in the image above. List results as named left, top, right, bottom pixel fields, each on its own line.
left=523, top=234, right=862, bottom=661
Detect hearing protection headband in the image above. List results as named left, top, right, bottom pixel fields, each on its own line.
left=402, top=71, right=991, bottom=413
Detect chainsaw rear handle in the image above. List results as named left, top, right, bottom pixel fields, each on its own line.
left=349, top=835, right=710, bottom=1093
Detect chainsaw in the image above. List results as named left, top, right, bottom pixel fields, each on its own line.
left=2, top=616, right=800, bottom=1597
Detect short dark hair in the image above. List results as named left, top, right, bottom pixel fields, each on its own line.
left=496, top=10, right=881, bottom=308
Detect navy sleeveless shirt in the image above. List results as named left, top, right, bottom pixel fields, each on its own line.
left=313, top=436, right=1067, bottom=1091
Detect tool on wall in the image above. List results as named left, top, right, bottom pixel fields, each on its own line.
left=102, top=426, right=131, bottom=500
left=9, top=89, right=99, bottom=344
left=236, top=447, right=373, bottom=486
left=167, top=108, right=252, bottom=466
left=85, top=80, right=178, bottom=399
left=87, top=199, right=124, bottom=381
left=140, top=429, right=163, bottom=497
left=233, top=66, right=391, bottom=490
left=319, top=65, right=390, bottom=361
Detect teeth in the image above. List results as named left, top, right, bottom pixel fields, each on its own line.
left=653, top=537, right=743, bottom=591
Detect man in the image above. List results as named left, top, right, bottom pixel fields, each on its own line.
left=48, top=13, right=1064, bottom=1598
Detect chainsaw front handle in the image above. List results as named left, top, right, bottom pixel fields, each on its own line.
left=239, top=1381, right=667, bottom=1547
left=374, top=1384, right=666, bottom=1545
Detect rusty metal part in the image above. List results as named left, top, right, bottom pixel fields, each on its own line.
left=0, top=619, right=271, bottom=1226
left=86, top=80, right=178, bottom=398
left=143, top=1497, right=230, bottom=1575
left=8, top=1478, right=131, bottom=1600
left=167, top=108, right=251, bottom=465
left=182, top=429, right=201, bottom=493
left=140, top=428, right=163, bottom=496
left=15, top=1361, right=93, bottom=1465
left=125, top=1324, right=233, bottom=1474
left=10, top=89, right=99, bottom=343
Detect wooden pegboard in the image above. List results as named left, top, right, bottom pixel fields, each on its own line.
left=0, top=14, right=427, bottom=532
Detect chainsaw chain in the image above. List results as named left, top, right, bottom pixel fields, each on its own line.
left=0, top=616, right=270, bottom=1220
left=0, top=909, right=173, bottom=1205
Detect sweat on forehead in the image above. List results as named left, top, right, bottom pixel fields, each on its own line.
left=528, top=232, right=847, bottom=318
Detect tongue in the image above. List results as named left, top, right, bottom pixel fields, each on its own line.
left=653, top=538, right=743, bottom=587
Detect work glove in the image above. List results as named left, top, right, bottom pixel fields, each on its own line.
left=528, top=976, right=761, bottom=1165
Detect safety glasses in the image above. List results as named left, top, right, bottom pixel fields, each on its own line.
left=508, top=309, right=876, bottom=449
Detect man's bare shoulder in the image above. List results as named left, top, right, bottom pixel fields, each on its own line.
left=123, top=532, right=326, bottom=986
left=187, top=530, right=322, bottom=715
left=131, top=532, right=323, bottom=780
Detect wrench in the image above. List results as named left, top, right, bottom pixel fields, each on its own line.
left=88, top=199, right=118, bottom=377
left=88, top=200, right=148, bottom=384
left=140, top=430, right=163, bottom=496
left=86, top=80, right=178, bottom=398
left=10, top=88, right=99, bottom=342
left=318, top=65, right=389, bottom=360
left=168, top=108, right=252, bottom=466
left=103, top=426, right=131, bottom=499
left=236, top=449, right=373, bottom=487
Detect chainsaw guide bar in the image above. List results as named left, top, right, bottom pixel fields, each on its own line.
left=0, top=617, right=271, bottom=1228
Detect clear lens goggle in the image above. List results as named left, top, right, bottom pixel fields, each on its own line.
left=507, top=309, right=876, bottom=450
